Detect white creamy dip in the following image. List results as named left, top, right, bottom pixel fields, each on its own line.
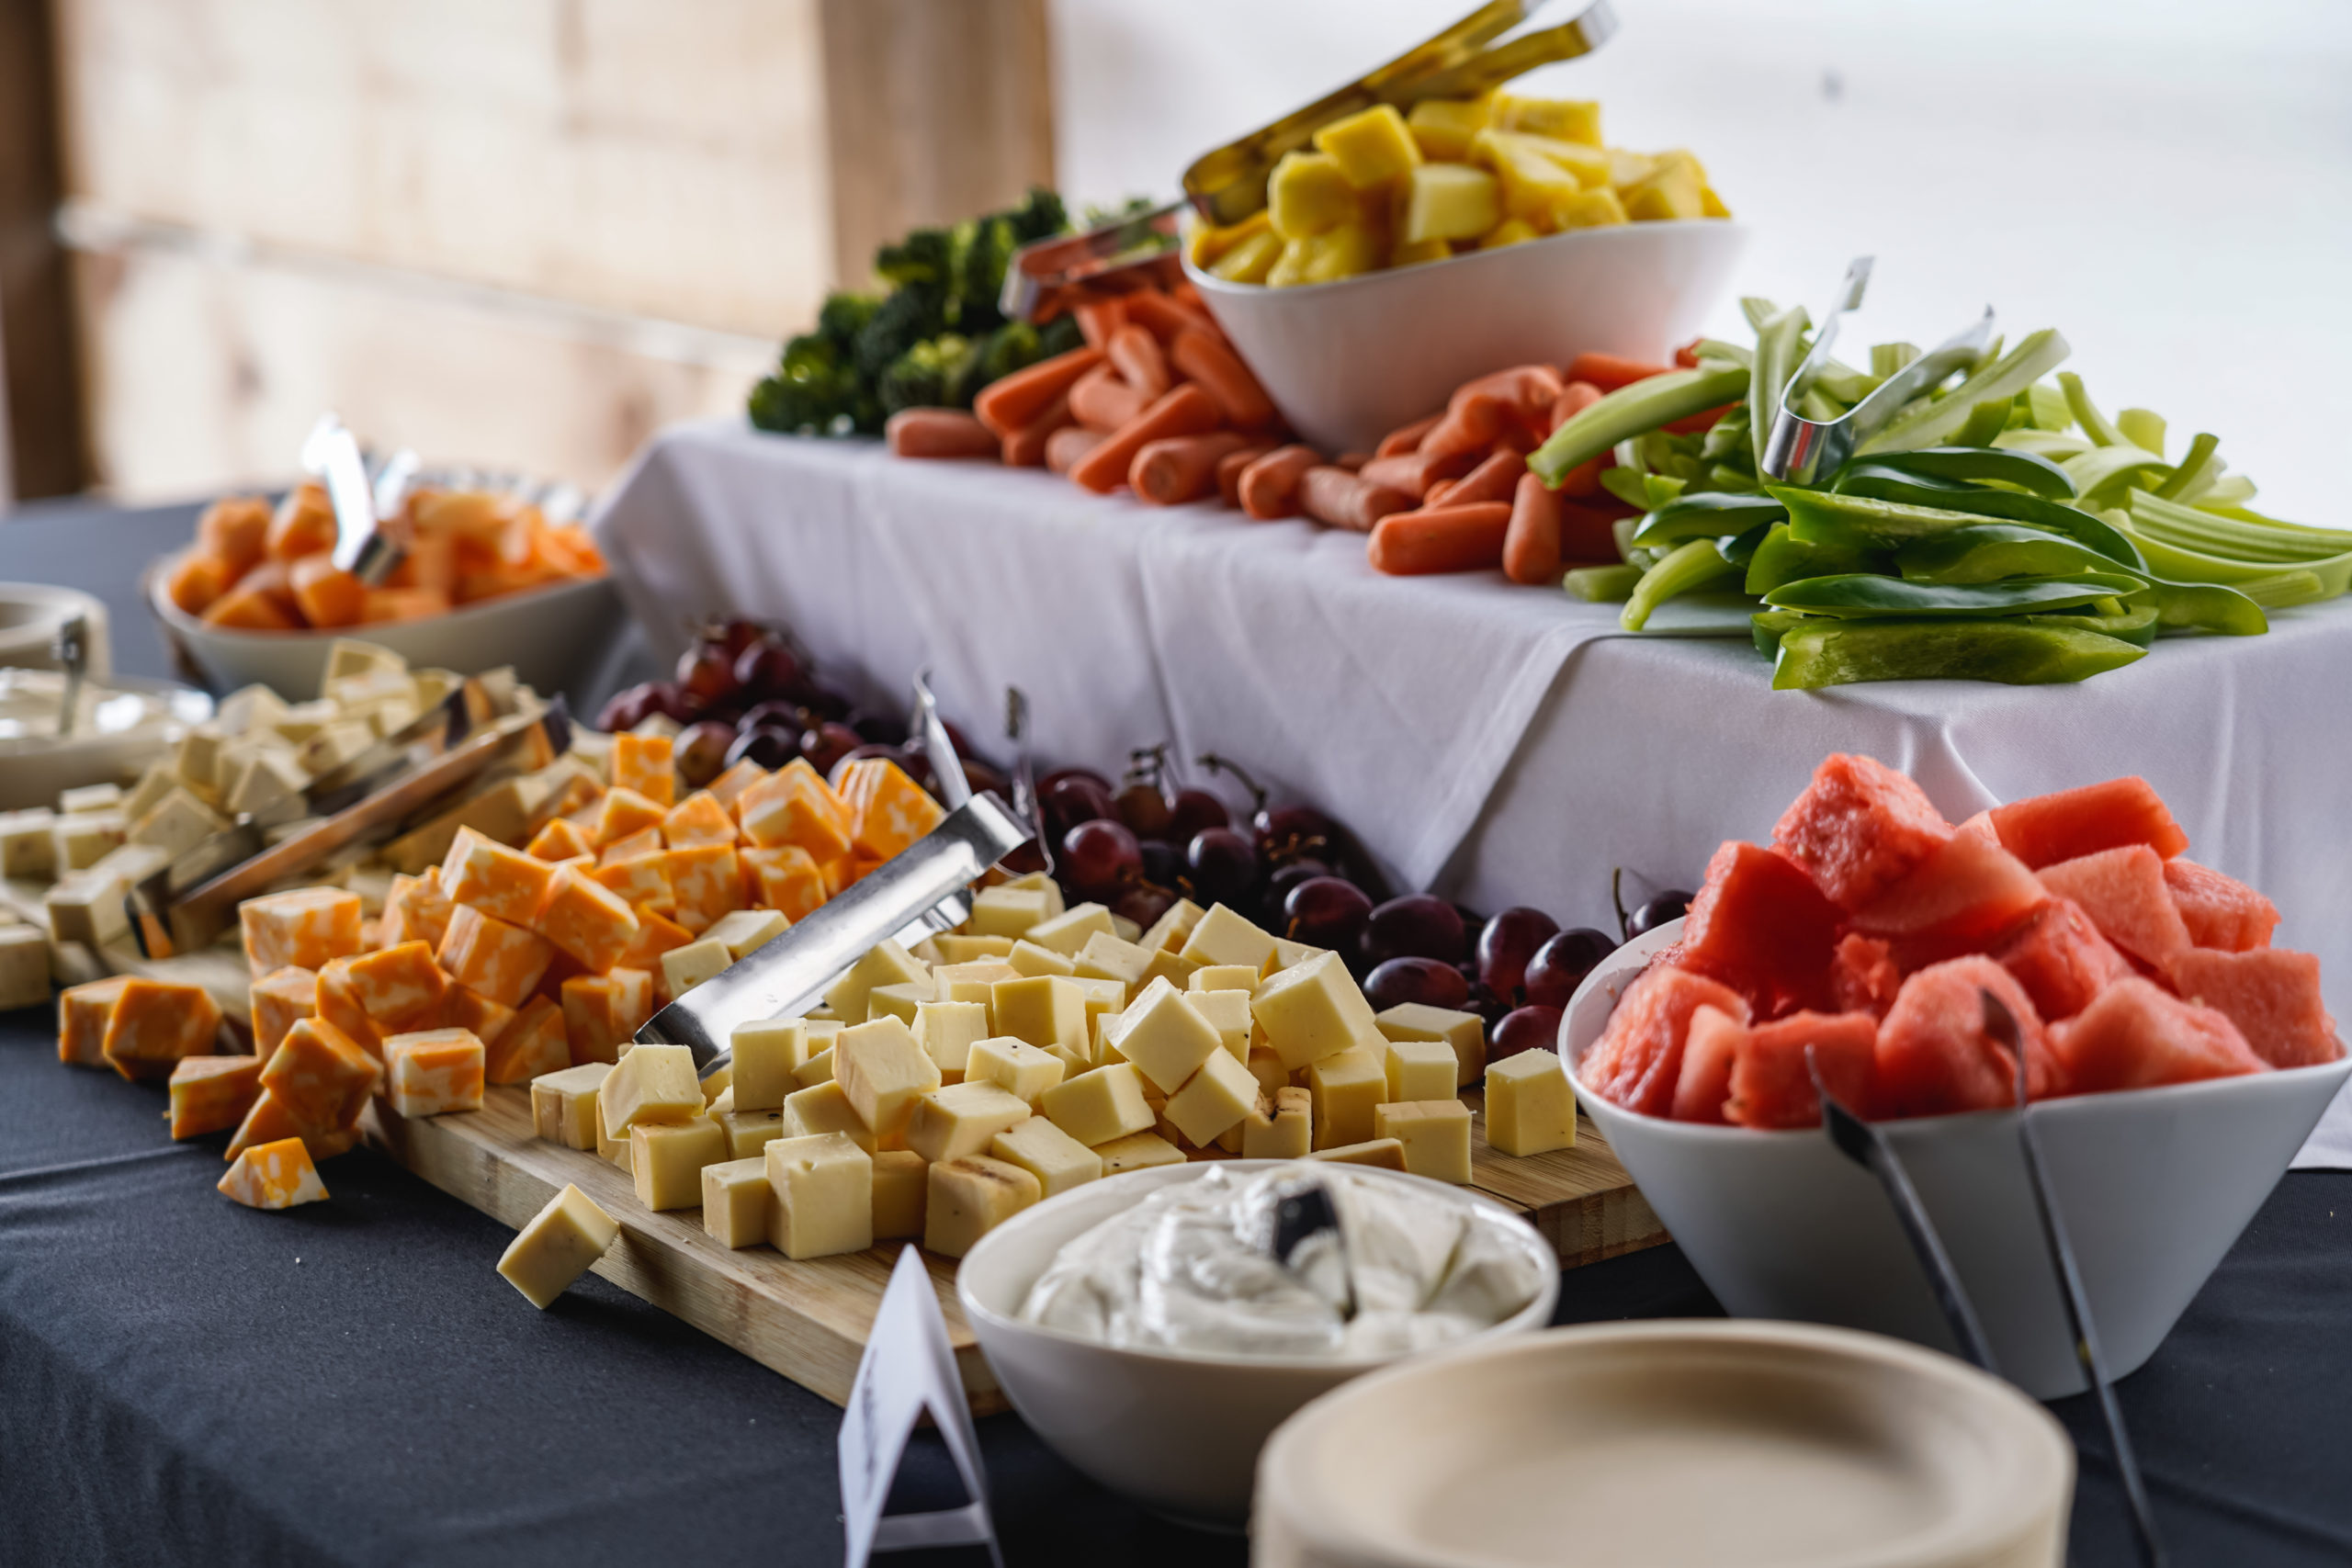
left=1018, top=1164, right=1544, bottom=1359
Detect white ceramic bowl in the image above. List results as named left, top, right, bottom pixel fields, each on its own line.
left=148, top=550, right=622, bottom=705
left=0, top=583, right=113, bottom=679
left=955, top=1159, right=1559, bottom=1529
left=1186, top=219, right=1747, bottom=454
left=1254, top=1319, right=2073, bottom=1568
left=1561, top=919, right=2351, bottom=1398
left=0, top=671, right=212, bottom=811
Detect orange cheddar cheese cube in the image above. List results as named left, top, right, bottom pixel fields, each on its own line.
left=664, top=843, right=743, bottom=933
left=487, top=995, right=570, bottom=1084
left=240, top=886, right=365, bottom=977
left=591, top=786, right=671, bottom=849
left=708, top=760, right=769, bottom=810
left=612, top=731, right=676, bottom=807
left=736, top=762, right=853, bottom=860
left=437, top=904, right=556, bottom=1009
left=441, top=827, right=557, bottom=926
left=344, top=940, right=449, bottom=1031
left=58, top=976, right=130, bottom=1067
left=443, top=984, right=517, bottom=1047
left=819, top=852, right=861, bottom=898
left=226, top=1088, right=356, bottom=1163
left=378, top=869, right=455, bottom=950
left=526, top=816, right=595, bottom=862
left=536, top=866, right=642, bottom=972
left=314, top=956, right=388, bottom=1061
left=836, top=758, right=944, bottom=863
left=599, top=826, right=665, bottom=865
left=169, top=1054, right=266, bottom=1138
left=218, top=1135, right=329, bottom=1210
left=101, top=977, right=222, bottom=1080
left=594, top=850, right=674, bottom=912
left=261, top=1016, right=380, bottom=1128
left=617, top=903, right=695, bottom=976
left=560, top=969, right=653, bottom=1065
left=250, top=965, right=318, bottom=1057
left=742, top=845, right=827, bottom=921
left=662, top=789, right=739, bottom=848
left=384, top=1027, right=486, bottom=1117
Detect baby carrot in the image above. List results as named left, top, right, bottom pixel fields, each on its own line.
left=1369, top=501, right=1514, bottom=575
left=974, top=345, right=1104, bottom=436
left=1132, top=432, right=1256, bottom=505
left=1070, top=365, right=1152, bottom=433
left=289, top=551, right=368, bottom=627
left=1238, top=445, right=1322, bottom=520
left=1216, top=443, right=1277, bottom=507
left=1069, top=383, right=1222, bottom=494
left=1502, top=472, right=1563, bottom=585
left=1559, top=499, right=1627, bottom=562
left=1360, top=448, right=1480, bottom=500
left=1123, top=289, right=1215, bottom=344
left=1443, top=448, right=1527, bottom=512
left=1075, top=299, right=1127, bottom=349
left=1170, top=327, right=1275, bottom=428
left=887, top=408, right=1001, bottom=460
left=1107, top=323, right=1171, bottom=398
left=1001, top=391, right=1074, bottom=468
left=1548, top=380, right=1610, bottom=497
left=1045, top=425, right=1103, bottom=475
left=1300, top=466, right=1416, bottom=533
left=1376, top=414, right=1441, bottom=458
left=1565, top=352, right=1671, bottom=391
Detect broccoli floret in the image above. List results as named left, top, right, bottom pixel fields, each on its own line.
left=749, top=333, right=857, bottom=434
left=875, top=228, right=953, bottom=293
left=878, top=334, right=977, bottom=416
left=945, top=215, right=1011, bottom=334
left=854, top=288, right=944, bottom=384
left=817, top=292, right=883, bottom=355
left=1007, top=186, right=1068, bottom=244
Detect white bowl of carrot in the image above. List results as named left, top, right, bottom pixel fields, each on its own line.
left=1184, top=218, right=1746, bottom=456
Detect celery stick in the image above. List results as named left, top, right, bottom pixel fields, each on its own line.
left=1861, top=330, right=2072, bottom=455
left=2027, top=382, right=2075, bottom=431
left=2064, top=444, right=2171, bottom=503
left=1529, top=363, right=1749, bottom=487
left=2117, top=408, right=2167, bottom=457
left=2059, top=372, right=2129, bottom=447
left=2192, top=475, right=2258, bottom=508
left=1621, top=538, right=1739, bottom=630
left=1871, top=343, right=1920, bottom=378
left=2197, top=502, right=2352, bottom=547
left=2153, top=433, right=2220, bottom=501
left=1565, top=564, right=1644, bottom=602
left=1996, top=429, right=2093, bottom=460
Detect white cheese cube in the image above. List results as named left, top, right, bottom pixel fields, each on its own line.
left=911, top=999, right=989, bottom=1081
left=1183, top=987, right=1253, bottom=1062
left=833, top=1016, right=941, bottom=1142
left=1007, top=938, right=1077, bottom=978
left=1138, top=897, right=1204, bottom=953
left=660, top=937, right=733, bottom=998
left=989, top=1117, right=1102, bottom=1197
left=1023, top=901, right=1114, bottom=956
left=1374, top=1100, right=1473, bottom=1183
left=1304, top=1138, right=1408, bottom=1171
left=717, top=1108, right=790, bottom=1160
left=130, top=789, right=229, bottom=860
left=176, top=724, right=230, bottom=793
left=1163, top=1048, right=1261, bottom=1147
left=1486, top=1051, right=1577, bottom=1156
left=935, top=960, right=1017, bottom=1010
left=905, top=1080, right=1033, bottom=1164
left=1309, top=1046, right=1387, bottom=1149
left=784, top=1079, right=876, bottom=1153
left=1040, top=1061, right=1154, bottom=1147
left=496, top=1183, right=618, bottom=1308
left=1095, top=1131, right=1185, bottom=1175
left=865, top=980, right=932, bottom=1027
left=1190, top=964, right=1261, bottom=994
left=59, top=783, right=122, bottom=816
left=298, top=720, right=374, bottom=776
left=529, top=1062, right=610, bottom=1148
left=600, top=1042, right=705, bottom=1139
left=990, top=975, right=1090, bottom=1066
left=792, top=1045, right=837, bottom=1091
left=215, top=682, right=289, bottom=737
left=966, top=1035, right=1066, bottom=1105
left=0, top=924, right=51, bottom=1010
left=1104, top=977, right=1225, bottom=1094
left=228, top=749, right=309, bottom=818
left=701, top=908, right=789, bottom=962
left=1385, top=1037, right=1462, bottom=1103
left=1243, top=1086, right=1312, bottom=1159
left=765, top=1133, right=874, bottom=1259
left=0, top=809, right=57, bottom=876
left=923, top=1156, right=1038, bottom=1258
left=1253, top=951, right=1381, bottom=1072
left=931, top=934, right=1014, bottom=963
left=631, top=1116, right=728, bottom=1210
left=967, top=885, right=1051, bottom=941
left=1072, top=931, right=1152, bottom=992
left=701, top=1156, right=775, bottom=1247
left=270, top=700, right=339, bottom=743
left=730, top=1017, right=809, bottom=1111
left=1377, top=1001, right=1487, bottom=1088
left=120, top=761, right=178, bottom=823
left=871, top=1149, right=929, bottom=1239
left=1178, top=903, right=1276, bottom=970
left=51, top=811, right=125, bottom=873
left=821, top=939, right=929, bottom=1021
left=324, top=637, right=406, bottom=683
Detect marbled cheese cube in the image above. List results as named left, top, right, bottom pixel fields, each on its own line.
left=834, top=757, right=943, bottom=862
left=785, top=1079, right=876, bottom=1152
left=476, top=993, right=560, bottom=1083
left=765, top=1133, right=874, bottom=1259
left=1007, top=939, right=1077, bottom=978
left=1095, top=1131, right=1185, bottom=1176
left=1179, top=903, right=1277, bottom=971
left=526, top=817, right=596, bottom=863
left=447, top=982, right=518, bottom=1047
left=923, top=1155, right=1038, bottom=1258
left=736, top=763, right=851, bottom=860
left=1374, top=1100, right=1473, bottom=1183
left=530, top=1062, right=610, bottom=1148
left=1040, top=1061, right=1153, bottom=1147
left=662, top=789, right=739, bottom=848
left=498, top=1183, right=618, bottom=1306
left=226, top=1089, right=350, bottom=1163
left=833, top=1016, right=941, bottom=1143
left=906, top=1080, right=1032, bottom=1164
left=1305, top=1138, right=1408, bottom=1171
left=169, top=1054, right=265, bottom=1139
left=967, top=885, right=1051, bottom=942
left=101, top=977, right=222, bottom=1081
left=1104, top=977, right=1225, bottom=1094
left=441, top=827, right=557, bottom=926
left=240, top=886, right=364, bottom=978
left=989, top=1117, right=1102, bottom=1197
left=1377, top=1001, right=1487, bottom=1088
left=632, top=1115, right=726, bottom=1209
left=383, top=1028, right=486, bottom=1118
left=741, top=844, right=827, bottom=920
left=379, top=870, right=455, bottom=951
left=1183, top=988, right=1253, bottom=1062
left=617, top=904, right=695, bottom=978
left=966, top=1035, right=1066, bottom=1105
left=701, top=908, right=786, bottom=961
left=1253, top=952, right=1381, bottom=1072
left=931, top=934, right=1015, bottom=963
left=870, top=1149, right=928, bottom=1239
left=702, top=1156, right=775, bottom=1247
left=663, top=843, right=742, bottom=933
left=991, top=975, right=1090, bottom=1066
left=660, top=937, right=733, bottom=998
left=1243, top=1086, right=1313, bottom=1159
left=261, top=1016, right=380, bottom=1127
left=611, top=731, right=676, bottom=807
left=1023, top=901, right=1114, bottom=957
left=437, top=904, right=555, bottom=1008
left=590, top=786, right=670, bottom=850
left=731, top=1018, right=809, bottom=1111
left=1486, top=1051, right=1577, bottom=1156
left=1385, top=1037, right=1461, bottom=1103
left=344, top=940, right=448, bottom=1032
left=718, top=1107, right=790, bottom=1159
left=218, top=1135, right=329, bottom=1211
left=912, top=1000, right=989, bottom=1081
left=536, top=866, right=643, bottom=974
left=821, top=939, right=928, bottom=1022
left=600, top=1042, right=704, bottom=1139
left=706, top=758, right=765, bottom=807
left=57, top=976, right=130, bottom=1067
left=1309, top=1046, right=1387, bottom=1150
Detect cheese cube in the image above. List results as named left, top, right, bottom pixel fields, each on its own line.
left=1041, top=1061, right=1154, bottom=1147
left=924, top=1156, right=1038, bottom=1258
left=833, top=1016, right=941, bottom=1142
left=1374, top=1100, right=1473, bottom=1183
left=262, top=1016, right=380, bottom=1126
left=595, top=1105, right=634, bottom=1171
left=1139, top=946, right=1204, bottom=994
left=865, top=980, right=931, bottom=1027
left=991, top=975, right=1090, bottom=1065
left=1376, top=1002, right=1487, bottom=1088
left=1190, top=964, right=1261, bottom=995
left=312, top=955, right=386, bottom=1060
left=700, top=908, right=787, bottom=962
left=631, top=1115, right=726, bottom=1209
left=906, top=1080, right=1032, bottom=1164
left=936, top=961, right=1017, bottom=1009
left=487, top=995, right=568, bottom=1084
left=702, top=1062, right=733, bottom=1105
left=911, top=999, right=989, bottom=1081
left=988, top=1117, right=1102, bottom=1198
left=226, top=748, right=308, bottom=817
left=1247, top=1044, right=1289, bottom=1099
left=101, top=977, right=222, bottom=1081
left=730, top=1018, right=809, bottom=1111
left=535, top=865, right=642, bottom=974
left=1243, top=1086, right=1313, bottom=1158
left=1305, top=1138, right=1408, bottom=1171
left=526, top=816, right=595, bottom=862
left=558, top=969, right=653, bottom=1066
left=612, top=731, right=676, bottom=807
left=871, top=1149, right=928, bottom=1239
left=741, top=844, right=826, bottom=920
left=1385, top=1037, right=1461, bottom=1104
left=1137, top=897, right=1203, bottom=954
left=834, top=757, right=944, bottom=861
left=242, top=967, right=316, bottom=1060
left=662, top=790, right=739, bottom=849
left=822, top=940, right=929, bottom=1022
left=441, top=827, right=556, bottom=926
left=663, top=843, right=742, bottom=932
left=58, top=782, right=120, bottom=816
left=1486, top=1051, right=1577, bottom=1156
left=765, top=1133, right=874, bottom=1259
left=1163, top=1048, right=1261, bottom=1147
left=1488, top=91, right=1602, bottom=145
left=169, top=1054, right=266, bottom=1139
left=1072, top=931, right=1152, bottom=992
left=1309, top=1046, right=1386, bottom=1150
left=384, top=1028, right=485, bottom=1117
left=0, top=924, right=47, bottom=1010
left=268, top=698, right=336, bottom=743
left=129, top=788, right=227, bottom=860
left=436, top=904, right=553, bottom=1008
left=1103, top=977, right=1224, bottom=1094
left=706, top=758, right=765, bottom=807
left=717, top=1107, right=790, bottom=1159
left=616, top=904, right=694, bottom=976
left=1313, top=102, right=1421, bottom=188
left=701, top=1156, right=775, bottom=1247
left=0, top=809, right=56, bottom=876
left=660, top=937, right=732, bottom=998
left=965, top=1035, right=1066, bottom=1105
left=792, top=1043, right=838, bottom=1091
left=379, top=870, right=455, bottom=951
left=590, top=786, right=670, bottom=849
left=57, top=976, right=129, bottom=1067
left=1023, top=901, right=1114, bottom=957
left=1254, top=952, right=1381, bottom=1072
left=736, top=763, right=851, bottom=859
left=1183, top=988, right=1253, bottom=1062
left=785, top=1078, right=876, bottom=1152
left=498, top=1183, right=619, bottom=1306
left=932, top=934, right=1015, bottom=963
left=530, top=1062, right=610, bottom=1148
left=1179, top=904, right=1277, bottom=971
left=122, top=761, right=180, bottom=819
left=1405, top=96, right=1489, bottom=160
left=344, top=940, right=448, bottom=1032
left=1095, top=1131, right=1185, bottom=1176
left=239, top=886, right=364, bottom=977
left=226, top=1088, right=352, bottom=1163
left=297, top=720, right=373, bottom=777
left=599, top=1041, right=704, bottom=1138
left=1006, top=939, right=1074, bottom=980
left=1071, top=977, right=1125, bottom=1049
left=967, top=885, right=1050, bottom=941
left=218, top=1135, right=330, bottom=1210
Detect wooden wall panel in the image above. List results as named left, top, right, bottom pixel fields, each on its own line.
left=0, top=0, right=88, bottom=500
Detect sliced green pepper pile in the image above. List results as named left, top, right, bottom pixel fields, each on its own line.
left=1529, top=300, right=2352, bottom=689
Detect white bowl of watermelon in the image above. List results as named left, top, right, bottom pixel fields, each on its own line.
left=1559, top=755, right=2348, bottom=1400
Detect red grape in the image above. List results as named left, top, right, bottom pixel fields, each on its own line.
left=675, top=643, right=740, bottom=711
left=1168, top=788, right=1228, bottom=839
left=1258, top=803, right=1334, bottom=862
left=675, top=720, right=736, bottom=788
left=1114, top=886, right=1174, bottom=931
left=798, top=721, right=863, bottom=777
left=1039, top=767, right=1114, bottom=795
left=1476, top=907, right=1560, bottom=1003
left=1267, top=858, right=1333, bottom=900
left=1489, top=1006, right=1564, bottom=1066
left=1522, top=929, right=1615, bottom=1010
left=850, top=709, right=910, bottom=746
left=712, top=619, right=767, bottom=660
left=1364, top=956, right=1470, bottom=1011
left=725, top=724, right=798, bottom=771
left=1063, top=818, right=1143, bottom=897
left=741, top=699, right=804, bottom=733
left=1186, top=827, right=1259, bottom=905
left=596, top=682, right=660, bottom=733
left=1137, top=839, right=1183, bottom=888
left=1283, top=875, right=1371, bottom=950
left=1628, top=891, right=1694, bottom=940
left=961, top=760, right=1010, bottom=799
left=731, top=640, right=802, bottom=701
left=1044, top=774, right=1117, bottom=838
left=1361, top=894, right=1465, bottom=967
left=1115, top=783, right=1173, bottom=839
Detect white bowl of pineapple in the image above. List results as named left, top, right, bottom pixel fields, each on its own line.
left=1184, top=92, right=1747, bottom=454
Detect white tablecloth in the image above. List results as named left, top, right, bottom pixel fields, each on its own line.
left=592, top=420, right=2352, bottom=1163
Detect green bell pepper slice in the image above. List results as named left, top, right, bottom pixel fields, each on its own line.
left=1529, top=364, right=1750, bottom=487
left=1894, top=525, right=2140, bottom=585
left=1763, top=573, right=2146, bottom=618
left=2129, top=580, right=2270, bottom=636
left=1859, top=445, right=2075, bottom=499
left=1771, top=618, right=2145, bottom=690
left=1564, top=564, right=1645, bottom=603
left=2019, top=604, right=2159, bottom=649
left=1750, top=607, right=1818, bottom=657
left=1630, top=491, right=1789, bottom=548
left=1770, top=485, right=1991, bottom=547
left=1744, top=522, right=1884, bottom=595
left=1717, top=521, right=1775, bottom=569
left=1622, top=538, right=1740, bottom=631
left=1829, top=467, right=2143, bottom=567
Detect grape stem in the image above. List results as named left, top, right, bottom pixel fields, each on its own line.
left=1194, top=751, right=1268, bottom=813
left=1611, top=867, right=1631, bottom=942
left=1125, top=741, right=1170, bottom=792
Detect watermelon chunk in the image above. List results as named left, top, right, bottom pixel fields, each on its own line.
left=1725, top=1010, right=1880, bottom=1130
left=2164, top=859, right=2280, bottom=952
left=1989, top=775, right=2188, bottom=869
left=2036, top=845, right=2192, bottom=969
left=1676, top=840, right=1842, bottom=1019
left=1669, top=1004, right=1743, bottom=1123
left=1995, top=897, right=2133, bottom=1022
left=1581, top=965, right=1751, bottom=1118
left=1830, top=933, right=1903, bottom=1019
left=2050, top=976, right=2267, bottom=1091
left=2167, top=948, right=2342, bottom=1069
left=1875, top=956, right=2060, bottom=1116
left=1849, top=827, right=2048, bottom=962
left=1770, top=754, right=1952, bottom=911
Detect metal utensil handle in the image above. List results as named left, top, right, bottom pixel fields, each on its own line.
left=910, top=669, right=970, bottom=808
left=639, top=792, right=1032, bottom=1073
left=303, top=414, right=402, bottom=584
left=1762, top=303, right=1996, bottom=485
left=51, top=614, right=88, bottom=739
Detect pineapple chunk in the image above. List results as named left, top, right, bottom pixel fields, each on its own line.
left=1480, top=218, right=1542, bottom=250
left=1397, top=163, right=1500, bottom=246
left=1470, top=130, right=1589, bottom=225
left=1555, top=186, right=1630, bottom=230
left=1267, top=239, right=1315, bottom=288
left=1404, top=97, right=1491, bottom=162
left=1269, top=151, right=1359, bottom=240
left=1390, top=236, right=1453, bottom=268
left=1190, top=209, right=1268, bottom=267
left=1605, top=147, right=1657, bottom=192
left=1306, top=222, right=1383, bottom=284
left=1312, top=104, right=1423, bottom=189
left=1487, top=93, right=1602, bottom=147
left=1623, top=159, right=1705, bottom=221
left=1211, top=228, right=1284, bottom=284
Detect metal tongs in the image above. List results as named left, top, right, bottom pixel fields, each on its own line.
left=1759, top=256, right=1996, bottom=487
left=300, top=413, right=405, bottom=586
